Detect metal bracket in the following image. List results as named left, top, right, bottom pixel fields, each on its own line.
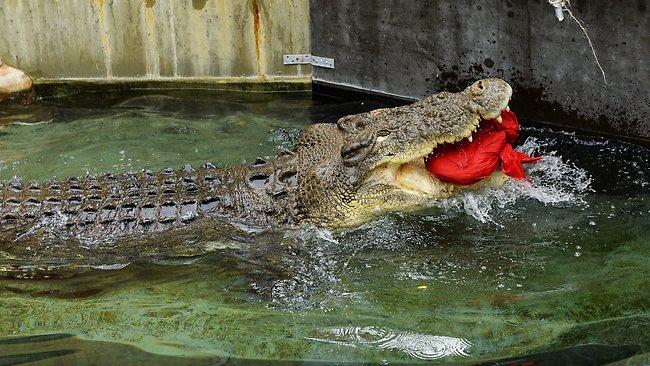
left=283, top=54, right=335, bottom=69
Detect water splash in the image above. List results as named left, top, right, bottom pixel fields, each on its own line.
left=91, top=263, right=130, bottom=270
left=261, top=138, right=597, bottom=308
left=306, top=326, right=472, bottom=360
left=264, top=226, right=345, bottom=310
left=439, top=136, right=592, bottom=223
left=13, top=209, right=70, bottom=243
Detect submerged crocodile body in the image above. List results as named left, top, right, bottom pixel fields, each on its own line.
left=0, top=163, right=293, bottom=243
left=1, top=78, right=512, bottom=244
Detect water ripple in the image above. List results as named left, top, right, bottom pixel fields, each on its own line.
left=306, top=326, right=472, bottom=360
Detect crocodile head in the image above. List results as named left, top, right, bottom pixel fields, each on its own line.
left=292, top=78, right=512, bottom=227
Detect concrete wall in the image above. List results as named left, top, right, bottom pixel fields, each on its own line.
left=0, top=0, right=310, bottom=83
left=310, top=0, right=649, bottom=142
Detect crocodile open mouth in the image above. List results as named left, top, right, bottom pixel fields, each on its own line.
left=394, top=107, right=540, bottom=194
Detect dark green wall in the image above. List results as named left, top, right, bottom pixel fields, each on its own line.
left=311, top=0, right=649, bottom=142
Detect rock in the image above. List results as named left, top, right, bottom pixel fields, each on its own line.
left=0, top=59, right=33, bottom=102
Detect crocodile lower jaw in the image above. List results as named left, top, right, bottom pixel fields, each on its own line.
left=395, top=159, right=453, bottom=195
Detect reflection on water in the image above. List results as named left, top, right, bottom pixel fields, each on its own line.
left=306, top=326, right=472, bottom=360
left=0, top=91, right=648, bottom=364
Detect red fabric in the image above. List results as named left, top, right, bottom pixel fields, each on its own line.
left=424, top=110, right=541, bottom=185
left=499, top=110, right=519, bottom=144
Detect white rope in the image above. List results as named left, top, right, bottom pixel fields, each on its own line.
left=548, top=0, right=608, bottom=85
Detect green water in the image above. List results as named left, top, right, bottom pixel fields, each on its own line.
left=0, top=93, right=311, bottom=180
left=0, top=91, right=648, bottom=365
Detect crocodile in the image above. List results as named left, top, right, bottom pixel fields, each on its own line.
left=0, top=78, right=512, bottom=245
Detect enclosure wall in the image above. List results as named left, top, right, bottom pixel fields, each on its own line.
left=0, top=0, right=310, bottom=84
left=311, top=0, right=649, bottom=141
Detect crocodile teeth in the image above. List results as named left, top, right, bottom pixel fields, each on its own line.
left=505, top=105, right=510, bottom=112
left=467, top=135, right=473, bottom=142
left=496, top=116, right=503, bottom=123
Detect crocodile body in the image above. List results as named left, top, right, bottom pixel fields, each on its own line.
left=1, top=78, right=514, bottom=245
left=0, top=162, right=297, bottom=243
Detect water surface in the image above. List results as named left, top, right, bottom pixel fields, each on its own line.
left=0, top=91, right=648, bottom=364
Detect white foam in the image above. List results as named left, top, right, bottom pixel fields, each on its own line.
left=91, top=263, right=130, bottom=270
left=437, top=137, right=592, bottom=223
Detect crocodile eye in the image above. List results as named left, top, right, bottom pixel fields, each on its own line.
left=471, top=80, right=487, bottom=96
left=376, top=130, right=391, bottom=143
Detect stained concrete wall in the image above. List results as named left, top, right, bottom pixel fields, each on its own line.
left=310, top=0, right=649, bottom=142
left=0, top=0, right=310, bottom=83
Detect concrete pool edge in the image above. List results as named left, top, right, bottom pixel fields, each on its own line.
left=32, top=77, right=312, bottom=99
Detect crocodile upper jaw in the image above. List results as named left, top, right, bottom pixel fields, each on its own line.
left=378, top=105, right=513, bottom=197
